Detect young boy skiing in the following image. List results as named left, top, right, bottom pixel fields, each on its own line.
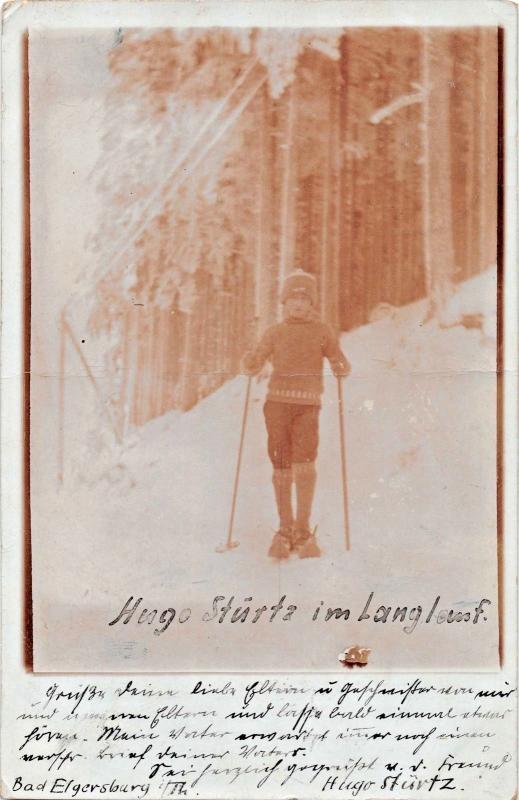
left=242, top=269, right=350, bottom=559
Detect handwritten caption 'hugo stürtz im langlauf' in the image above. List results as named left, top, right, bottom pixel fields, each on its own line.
left=107, top=593, right=492, bottom=636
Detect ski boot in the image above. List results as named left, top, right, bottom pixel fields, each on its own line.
left=268, top=528, right=293, bottom=559
left=293, top=526, right=321, bottom=558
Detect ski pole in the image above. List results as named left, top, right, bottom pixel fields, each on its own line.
left=337, top=376, right=351, bottom=550
left=216, top=374, right=252, bottom=553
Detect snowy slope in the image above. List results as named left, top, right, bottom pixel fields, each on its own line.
left=33, top=267, right=499, bottom=672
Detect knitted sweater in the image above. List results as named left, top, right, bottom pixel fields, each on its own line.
left=242, top=317, right=350, bottom=406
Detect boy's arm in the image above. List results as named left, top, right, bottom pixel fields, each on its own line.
left=241, top=327, right=275, bottom=375
left=323, top=325, right=351, bottom=378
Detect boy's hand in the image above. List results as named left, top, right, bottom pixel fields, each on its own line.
left=241, top=353, right=259, bottom=376
left=242, top=360, right=269, bottom=379
left=334, top=360, right=351, bottom=379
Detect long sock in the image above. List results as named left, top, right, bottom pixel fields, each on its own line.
left=293, top=461, right=317, bottom=530
left=272, top=468, right=293, bottom=530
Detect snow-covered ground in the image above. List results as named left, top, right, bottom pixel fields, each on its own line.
left=32, top=268, right=499, bottom=672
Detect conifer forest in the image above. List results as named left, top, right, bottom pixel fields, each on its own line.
left=65, top=27, right=498, bottom=435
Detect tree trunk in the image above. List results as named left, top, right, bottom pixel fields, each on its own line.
left=421, top=29, right=456, bottom=320
left=277, top=81, right=297, bottom=316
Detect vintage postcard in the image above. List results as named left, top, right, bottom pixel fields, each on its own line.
left=27, top=14, right=505, bottom=673
left=1, top=1, right=518, bottom=796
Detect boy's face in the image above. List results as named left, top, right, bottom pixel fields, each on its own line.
left=285, top=294, right=312, bottom=319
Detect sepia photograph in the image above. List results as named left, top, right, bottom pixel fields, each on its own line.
left=29, top=23, right=501, bottom=672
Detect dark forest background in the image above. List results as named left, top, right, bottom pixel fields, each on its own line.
left=63, top=27, right=497, bottom=435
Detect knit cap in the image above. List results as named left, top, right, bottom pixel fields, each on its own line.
left=281, top=269, right=317, bottom=306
